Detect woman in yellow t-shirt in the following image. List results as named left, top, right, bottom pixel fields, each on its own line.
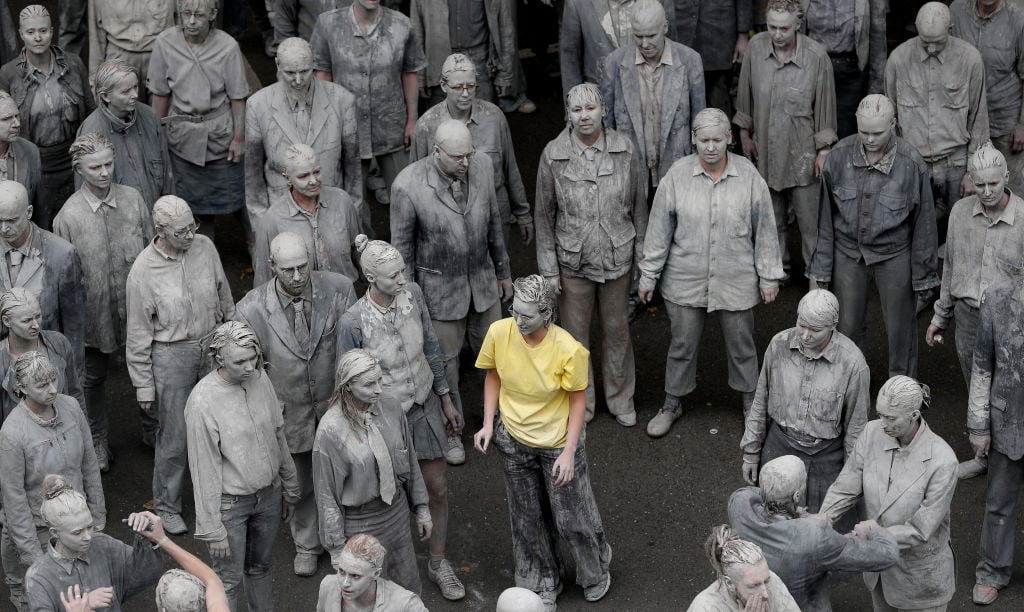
left=473, top=274, right=612, bottom=611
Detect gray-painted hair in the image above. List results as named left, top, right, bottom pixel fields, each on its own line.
left=968, top=141, right=1006, bottom=173
left=354, top=234, right=402, bottom=278
left=206, top=321, right=266, bottom=371
left=440, top=53, right=476, bottom=85
left=70, top=132, right=114, bottom=167
left=39, top=474, right=89, bottom=528
left=513, top=275, right=556, bottom=326
left=878, top=375, right=931, bottom=414
left=13, top=351, right=58, bottom=395
left=705, top=525, right=764, bottom=580
left=92, top=58, right=137, bottom=102
left=18, top=5, right=50, bottom=25
left=765, top=0, right=804, bottom=19
left=152, top=196, right=193, bottom=232
left=155, top=569, right=206, bottom=612
left=565, top=82, right=605, bottom=115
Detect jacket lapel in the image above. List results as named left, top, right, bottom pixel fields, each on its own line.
left=659, top=60, right=685, bottom=152
left=307, top=275, right=330, bottom=353
left=620, top=55, right=645, bottom=149
left=877, top=435, right=933, bottom=520
left=426, top=165, right=464, bottom=215
left=263, top=281, right=306, bottom=357
left=270, top=86, right=304, bottom=147
left=308, top=82, right=331, bottom=147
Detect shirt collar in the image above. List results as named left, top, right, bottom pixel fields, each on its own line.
left=972, top=191, right=1019, bottom=226
left=766, top=36, right=804, bottom=67
left=786, top=327, right=839, bottom=362
left=80, top=185, right=117, bottom=214
left=915, top=40, right=948, bottom=64
left=99, top=103, right=136, bottom=133
left=47, top=539, right=90, bottom=575
left=151, top=236, right=179, bottom=261
left=570, top=131, right=606, bottom=157
left=433, top=159, right=465, bottom=185
left=350, top=4, right=384, bottom=37
left=275, top=278, right=311, bottom=307
left=442, top=100, right=482, bottom=125
left=855, top=138, right=898, bottom=174
left=284, top=80, right=315, bottom=111
left=690, top=153, right=741, bottom=180
left=2, top=225, right=35, bottom=258
left=288, top=192, right=325, bottom=216
left=634, top=42, right=674, bottom=67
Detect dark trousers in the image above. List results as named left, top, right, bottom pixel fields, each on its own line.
left=83, top=348, right=111, bottom=444
left=976, top=448, right=1024, bottom=588
left=829, top=54, right=869, bottom=139
left=953, top=301, right=981, bottom=387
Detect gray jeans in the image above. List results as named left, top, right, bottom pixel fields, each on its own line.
left=953, top=301, right=981, bottom=386
left=211, top=486, right=281, bottom=612
left=433, top=301, right=502, bottom=423
left=770, top=182, right=818, bottom=274
left=290, top=451, right=323, bottom=555
left=1, top=524, right=48, bottom=608
left=926, top=156, right=966, bottom=220
left=976, top=448, right=1024, bottom=590
left=152, top=341, right=209, bottom=516
left=663, top=301, right=758, bottom=397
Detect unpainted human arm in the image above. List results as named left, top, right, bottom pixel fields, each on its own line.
left=551, top=389, right=586, bottom=487
left=227, top=99, right=245, bottom=162
left=474, top=368, right=501, bottom=453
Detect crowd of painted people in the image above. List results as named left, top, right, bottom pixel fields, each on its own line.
left=0, top=0, right=1024, bottom=610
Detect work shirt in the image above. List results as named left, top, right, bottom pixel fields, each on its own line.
left=185, top=370, right=302, bottom=542
left=639, top=153, right=784, bottom=311
left=805, top=0, right=856, bottom=54
left=447, top=0, right=488, bottom=49
left=26, top=534, right=163, bottom=612
left=932, top=192, right=1024, bottom=329
left=605, top=0, right=637, bottom=48
left=339, top=284, right=449, bottom=412
left=410, top=99, right=530, bottom=225
left=884, top=35, right=989, bottom=162
left=54, top=183, right=154, bottom=353
left=808, top=136, right=939, bottom=291
left=636, top=44, right=670, bottom=179
left=26, top=60, right=76, bottom=147
left=687, top=572, right=800, bottom=612
left=741, top=327, right=869, bottom=462
left=87, top=0, right=175, bottom=64
left=951, top=0, right=1024, bottom=138
left=0, top=396, right=105, bottom=566
left=125, top=235, right=234, bottom=403
left=310, top=6, right=427, bottom=158
left=734, top=32, right=838, bottom=190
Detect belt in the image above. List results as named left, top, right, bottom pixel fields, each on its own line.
left=162, top=103, right=231, bottom=124
left=827, top=51, right=857, bottom=60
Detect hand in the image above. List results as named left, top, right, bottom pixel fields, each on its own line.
left=226, top=136, right=244, bottom=162
left=733, top=32, right=749, bottom=63
left=518, top=221, right=535, bottom=245
left=552, top=448, right=575, bottom=487
left=139, top=401, right=153, bottom=412
left=441, top=393, right=463, bottom=433
left=742, top=461, right=759, bottom=485
left=404, top=120, right=416, bottom=151
left=815, top=150, right=829, bottom=177
left=970, top=431, right=991, bottom=458
left=473, top=425, right=493, bottom=453
left=809, top=279, right=829, bottom=291
left=127, top=510, right=166, bottom=543
left=638, top=288, right=654, bottom=304
left=498, top=278, right=514, bottom=301
left=86, top=587, right=114, bottom=610
left=742, top=589, right=768, bottom=612
left=925, top=324, right=945, bottom=346
left=1012, top=123, right=1024, bottom=152
left=740, top=131, right=757, bottom=162
left=281, top=498, right=295, bottom=522
left=545, top=275, right=561, bottom=296
left=853, top=519, right=880, bottom=539
left=59, top=585, right=93, bottom=612
left=961, top=171, right=976, bottom=197
left=417, top=519, right=433, bottom=541
left=209, top=538, right=231, bottom=559
left=761, top=286, right=779, bottom=303
left=495, top=84, right=511, bottom=97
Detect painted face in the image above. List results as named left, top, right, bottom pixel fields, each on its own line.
left=286, top=157, right=322, bottom=199
left=877, top=397, right=918, bottom=440
left=444, top=68, right=477, bottom=112
left=51, top=508, right=94, bottom=559
left=0, top=195, right=32, bottom=247
left=179, top=2, right=214, bottom=40
left=354, top=0, right=381, bottom=11
left=856, top=112, right=894, bottom=154
left=918, top=29, right=948, bottom=56
left=4, top=302, right=42, bottom=341
left=271, top=245, right=311, bottom=296
left=158, top=211, right=198, bottom=253
left=766, top=9, right=799, bottom=51
left=369, top=257, right=407, bottom=298
left=510, top=296, right=545, bottom=336
left=631, top=18, right=667, bottom=62
left=729, top=560, right=771, bottom=608
left=104, top=73, right=139, bottom=118
left=216, top=342, right=259, bottom=385
left=337, top=551, right=378, bottom=600
left=76, top=148, right=115, bottom=194
left=971, top=165, right=1008, bottom=210
left=277, top=52, right=314, bottom=92
left=693, top=123, right=731, bottom=167
left=20, top=372, right=58, bottom=411
left=795, top=318, right=833, bottom=354
left=19, top=15, right=52, bottom=56
left=0, top=101, right=21, bottom=143
left=347, top=367, right=383, bottom=406
left=568, top=98, right=603, bottom=140
left=434, top=134, right=474, bottom=179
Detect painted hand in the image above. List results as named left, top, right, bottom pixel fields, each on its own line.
left=852, top=519, right=880, bottom=539
left=740, top=132, right=757, bottom=162
left=732, top=33, right=749, bottom=63
left=417, top=519, right=432, bottom=541
left=139, top=401, right=153, bottom=412
left=742, top=590, right=768, bottom=612
left=925, top=324, right=945, bottom=346
left=441, top=393, right=463, bottom=433
left=761, top=286, right=779, bottom=303
left=404, top=120, right=416, bottom=151
left=227, top=136, right=244, bottom=162
left=545, top=275, right=561, bottom=296
left=86, top=587, right=115, bottom=609
left=970, top=432, right=991, bottom=458
left=473, top=426, right=493, bottom=453
left=58, top=585, right=93, bottom=612
left=281, top=498, right=295, bottom=522
left=210, top=538, right=231, bottom=559
left=815, top=150, right=829, bottom=177
left=1012, top=123, right=1024, bottom=152
left=741, top=461, right=758, bottom=485
left=961, top=171, right=976, bottom=197
left=552, top=449, right=575, bottom=487
left=498, top=278, right=514, bottom=301
left=518, top=221, right=535, bottom=245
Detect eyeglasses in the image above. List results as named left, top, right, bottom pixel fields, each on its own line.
left=171, top=223, right=200, bottom=238
left=436, top=145, right=475, bottom=164
left=507, top=304, right=536, bottom=321
left=448, top=83, right=477, bottom=93
left=179, top=10, right=208, bottom=20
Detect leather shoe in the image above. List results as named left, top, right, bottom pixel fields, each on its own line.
left=973, top=583, right=999, bottom=605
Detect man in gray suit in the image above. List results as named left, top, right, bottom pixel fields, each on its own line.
left=245, top=37, right=361, bottom=219
left=391, top=120, right=511, bottom=464
left=235, top=231, right=356, bottom=577
left=0, top=93, right=41, bottom=214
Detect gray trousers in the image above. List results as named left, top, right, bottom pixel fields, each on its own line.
left=832, top=248, right=918, bottom=379
left=870, top=580, right=947, bottom=612
left=1, top=524, right=48, bottom=607
left=290, top=451, right=323, bottom=555
left=433, top=300, right=502, bottom=423
left=663, top=301, right=758, bottom=397
left=926, top=156, right=966, bottom=220
left=992, top=134, right=1024, bottom=198
left=211, top=485, right=281, bottom=612
left=363, top=150, right=408, bottom=206
left=559, top=271, right=635, bottom=418
left=975, top=448, right=1024, bottom=589
left=953, top=301, right=981, bottom=386
left=152, top=341, right=209, bottom=516
left=492, top=417, right=610, bottom=592
left=770, top=182, right=818, bottom=275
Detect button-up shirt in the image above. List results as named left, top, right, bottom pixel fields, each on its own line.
left=636, top=44, right=672, bottom=179
left=805, top=0, right=857, bottom=54
left=741, top=327, right=869, bottom=461
left=87, top=0, right=175, bottom=68
left=951, top=0, right=1024, bottom=138
left=125, top=235, right=235, bottom=402
left=447, top=0, right=488, bottom=49
left=27, top=59, right=76, bottom=147
left=317, top=575, right=428, bottom=612
left=185, top=370, right=301, bottom=542
left=603, top=0, right=637, bottom=48
left=885, top=35, right=989, bottom=162
left=734, top=32, right=837, bottom=190
left=933, top=192, right=1024, bottom=328
left=808, top=136, right=939, bottom=291
left=311, top=6, right=427, bottom=158
left=639, top=153, right=784, bottom=311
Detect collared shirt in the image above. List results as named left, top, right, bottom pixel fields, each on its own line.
left=734, top=33, right=838, bottom=190
left=88, top=0, right=175, bottom=59
left=27, top=58, right=75, bottom=147
left=636, top=43, right=673, bottom=178
left=687, top=572, right=800, bottom=612
left=3, top=225, right=31, bottom=284
left=805, top=0, right=857, bottom=54
left=25, top=534, right=163, bottom=612
left=951, top=0, right=1024, bottom=138
left=284, top=83, right=315, bottom=138
left=125, top=235, right=234, bottom=402
left=639, top=153, right=784, bottom=311
left=808, top=136, right=939, bottom=290
left=447, top=0, right=488, bottom=49
left=275, top=278, right=313, bottom=328
left=741, top=328, right=869, bottom=460
left=884, top=35, right=989, bottom=162
left=185, top=370, right=301, bottom=542
left=932, top=192, right=1024, bottom=328
left=409, top=98, right=530, bottom=224
left=311, top=6, right=427, bottom=158
left=603, top=0, right=637, bottom=48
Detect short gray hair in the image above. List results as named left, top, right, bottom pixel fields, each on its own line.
left=513, top=275, right=556, bottom=326
left=70, top=132, right=114, bottom=168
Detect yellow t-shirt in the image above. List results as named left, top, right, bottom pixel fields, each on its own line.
left=475, top=318, right=590, bottom=448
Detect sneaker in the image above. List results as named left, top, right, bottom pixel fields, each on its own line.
left=517, top=99, right=538, bottom=114
left=583, top=573, right=611, bottom=602
left=159, top=512, right=187, bottom=535
left=94, top=441, right=110, bottom=473
left=647, top=403, right=681, bottom=438
left=615, top=410, right=637, bottom=427
left=294, top=552, right=318, bottom=577
left=958, top=457, right=988, bottom=480
left=374, top=188, right=390, bottom=205
left=427, top=558, right=466, bottom=601
left=446, top=434, right=466, bottom=466
left=537, top=582, right=563, bottom=612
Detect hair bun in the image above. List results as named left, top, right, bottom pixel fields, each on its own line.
left=354, top=234, right=369, bottom=255
left=42, top=474, right=72, bottom=500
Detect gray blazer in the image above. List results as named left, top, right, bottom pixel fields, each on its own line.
left=235, top=271, right=357, bottom=454
left=245, top=79, right=362, bottom=217
left=5, top=138, right=42, bottom=213
left=390, top=154, right=511, bottom=321
left=410, top=0, right=517, bottom=90
left=603, top=40, right=706, bottom=185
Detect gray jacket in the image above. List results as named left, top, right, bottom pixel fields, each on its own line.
left=390, top=154, right=511, bottom=321
left=4, top=138, right=42, bottom=213
left=0, top=0, right=13, bottom=65
left=602, top=40, right=706, bottom=186
left=410, top=0, right=517, bottom=90
left=0, top=330, right=85, bottom=425
left=235, top=272, right=357, bottom=454
left=673, top=0, right=751, bottom=72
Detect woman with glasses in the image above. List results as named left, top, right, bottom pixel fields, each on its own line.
left=473, top=274, right=612, bottom=611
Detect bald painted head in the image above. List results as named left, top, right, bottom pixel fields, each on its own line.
left=276, top=38, right=314, bottom=93
left=433, top=119, right=474, bottom=178
left=269, top=231, right=311, bottom=296
left=759, top=455, right=807, bottom=517
left=0, top=181, right=32, bottom=248
left=855, top=94, right=896, bottom=155
left=916, top=2, right=951, bottom=56
left=631, top=0, right=668, bottom=62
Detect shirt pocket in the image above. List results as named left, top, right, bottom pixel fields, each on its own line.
left=610, top=226, right=636, bottom=267
left=942, top=81, right=969, bottom=110
left=555, top=232, right=584, bottom=271
left=810, top=389, right=844, bottom=437
left=785, top=87, right=811, bottom=118
left=896, top=79, right=923, bottom=109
